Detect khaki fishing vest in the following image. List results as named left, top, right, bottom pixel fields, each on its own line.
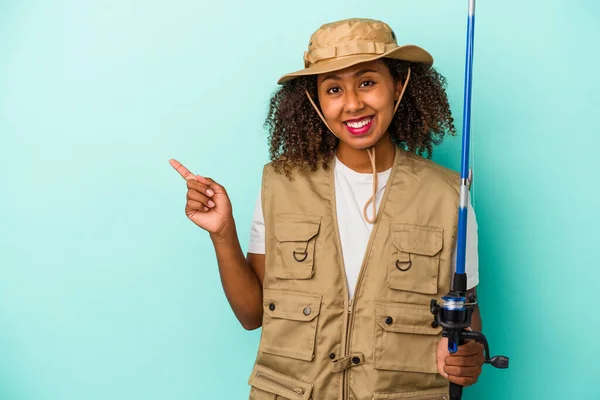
left=248, top=147, right=460, bottom=400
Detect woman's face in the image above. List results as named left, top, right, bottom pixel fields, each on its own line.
left=317, top=59, right=401, bottom=150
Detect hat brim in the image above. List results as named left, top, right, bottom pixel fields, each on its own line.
left=277, top=44, right=433, bottom=85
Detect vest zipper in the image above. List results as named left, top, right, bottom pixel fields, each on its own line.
left=255, top=371, right=305, bottom=396
left=343, top=298, right=352, bottom=400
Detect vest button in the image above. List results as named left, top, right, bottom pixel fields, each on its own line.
left=385, top=316, right=393, bottom=325
left=303, top=307, right=311, bottom=316
left=351, top=356, right=361, bottom=364
left=269, top=303, right=276, bottom=311
left=329, top=353, right=335, bottom=359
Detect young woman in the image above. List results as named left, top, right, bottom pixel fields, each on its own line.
left=171, top=18, right=485, bottom=400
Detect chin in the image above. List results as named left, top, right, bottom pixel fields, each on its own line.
left=341, top=134, right=384, bottom=150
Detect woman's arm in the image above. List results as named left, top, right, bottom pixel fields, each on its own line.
left=211, top=223, right=265, bottom=330
left=169, top=159, right=265, bottom=331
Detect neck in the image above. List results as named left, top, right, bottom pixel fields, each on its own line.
left=336, top=134, right=396, bottom=173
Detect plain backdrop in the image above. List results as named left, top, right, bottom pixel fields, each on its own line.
left=1, top=0, right=599, bottom=399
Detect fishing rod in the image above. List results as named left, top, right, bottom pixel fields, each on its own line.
left=430, top=1, right=509, bottom=399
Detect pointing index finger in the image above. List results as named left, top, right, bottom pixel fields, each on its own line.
left=169, top=159, right=195, bottom=181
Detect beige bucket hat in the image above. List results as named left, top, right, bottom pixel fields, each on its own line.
left=277, top=18, right=433, bottom=85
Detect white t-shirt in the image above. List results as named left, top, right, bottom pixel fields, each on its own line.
left=248, top=156, right=479, bottom=298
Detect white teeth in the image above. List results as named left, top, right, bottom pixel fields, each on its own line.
left=346, top=117, right=372, bottom=129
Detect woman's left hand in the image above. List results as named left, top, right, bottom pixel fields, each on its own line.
left=437, top=337, right=485, bottom=387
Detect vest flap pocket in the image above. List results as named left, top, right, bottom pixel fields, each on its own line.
left=272, top=214, right=321, bottom=280
left=388, top=223, right=443, bottom=295
left=248, top=363, right=313, bottom=400
left=374, top=301, right=441, bottom=374
left=263, top=289, right=322, bottom=322
left=274, top=214, right=321, bottom=242
left=393, top=224, right=443, bottom=256
left=375, top=302, right=442, bottom=335
left=259, top=289, right=322, bottom=361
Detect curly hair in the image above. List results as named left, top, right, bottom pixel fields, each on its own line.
left=264, top=58, right=456, bottom=177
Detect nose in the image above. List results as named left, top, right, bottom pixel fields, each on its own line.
left=344, top=89, right=364, bottom=114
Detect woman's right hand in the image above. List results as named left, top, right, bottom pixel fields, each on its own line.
left=169, top=159, right=233, bottom=237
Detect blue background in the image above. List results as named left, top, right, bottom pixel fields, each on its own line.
left=1, top=0, right=599, bottom=399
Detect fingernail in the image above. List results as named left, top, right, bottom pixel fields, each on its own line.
left=206, top=189, right=214, bottom=196
left=208, top=200, right=215, bottom=207
left=203, top=206, right=209, bottom=211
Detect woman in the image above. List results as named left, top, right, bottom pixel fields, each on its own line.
left=171, top=18, right=485, bottom=400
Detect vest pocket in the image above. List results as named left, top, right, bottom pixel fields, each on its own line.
left=273, top=214, right=321, bottom=280
left=248, top=363, right=314, bottom=400
left=260, top=289, right=322, bottom=361
left=387, top=224, right=443, bottom=295
left=373, top=301, right=442, bottom=374
left=372, top=391, right=448, bottom=399
left=249, top=387, right=277, bottom=400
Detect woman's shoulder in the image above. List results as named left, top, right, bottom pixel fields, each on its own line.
left=262, top=155, right=332, bottom=180
left=398, top=148, right=460, bottom=191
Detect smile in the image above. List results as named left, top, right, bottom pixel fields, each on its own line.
left=344, top=116, right=374, bottom=136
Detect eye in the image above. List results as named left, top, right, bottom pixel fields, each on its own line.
left=360, top=80, right=376, bottom=88
left=326, top=86, right=342, bottom=95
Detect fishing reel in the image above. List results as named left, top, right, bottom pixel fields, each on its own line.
left=430, top=273, right=509, bottom=400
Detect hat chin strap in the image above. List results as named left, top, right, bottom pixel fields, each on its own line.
left=304, top=67, right=411, bottom=224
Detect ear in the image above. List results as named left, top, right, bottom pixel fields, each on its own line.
left=394, top=80, right=403, bottom=101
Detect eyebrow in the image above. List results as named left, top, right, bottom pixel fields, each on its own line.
left=321, top=68, right=379, bottom=83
